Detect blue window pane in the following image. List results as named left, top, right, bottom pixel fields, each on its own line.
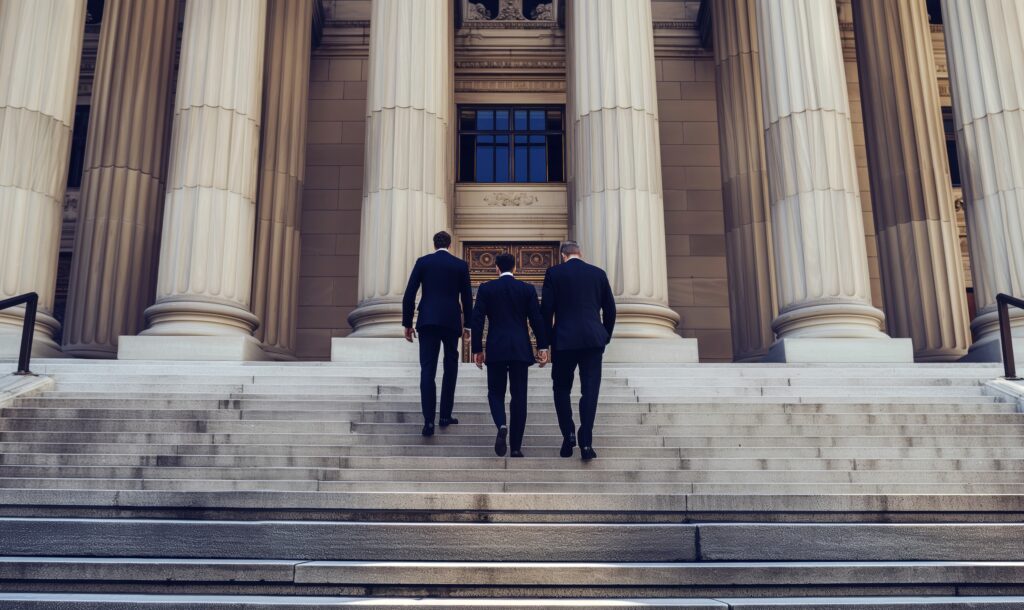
left=529, top=143, right=546, bottom=182
left=476, top=135, right=494, bottom=181
left=514, top=140, right=528, bottom=182
left=477, top=111, right=494, bottom=130
left=529, top=110, right=545, bottom=130
left=495, top=110, right=509, bottom=130
left=514, top=110, right=528, bottom=131
left=495, top=144, right=510, bottom=182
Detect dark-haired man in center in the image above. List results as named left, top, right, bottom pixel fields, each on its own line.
left=471, top=252, right=549, bottom=457
left=402, top=231, right=473, bottom=437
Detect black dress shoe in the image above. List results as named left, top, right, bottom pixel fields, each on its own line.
left=580, top=446, right=598, bottom=461
left=495, top=425, right=508, bottom=456
left=510, top=449, right=524, bottom=458
left=421, top=422, right=435, bottom=437
left=559, top=436, right=574, bottom=458
left=439, top=417, right=459, bottom=427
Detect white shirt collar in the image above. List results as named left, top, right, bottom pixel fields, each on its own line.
left=500, top=271, right=514, bottom=278
left=435, top=248, right=450, bottom=254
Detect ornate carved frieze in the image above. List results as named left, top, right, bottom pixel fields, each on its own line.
left=456, top=79, right=564, bottom=93
left=483, top=192, right=538, bottom=207
left=462, top=0, right=558, bottom=27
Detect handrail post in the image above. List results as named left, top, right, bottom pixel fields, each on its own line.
left=17, top=293, right=37, bottom=375
left=997, top=294, right=1019, bottom=380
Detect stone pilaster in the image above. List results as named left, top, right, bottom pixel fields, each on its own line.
left=941, top=0, right=1024, bottom=362
left=62, top=0, right=178, bottom=359
left=755, top=0, right=911, bottom=362
left=851, top=0, right=971, bottom=362
left=251, top=0, right=313, bottom=360
left=347, top=0, right=451, bottom=337
left=568, top=0, right=680, bottom=339
left=710, top=0, right=777, bottom=361
left=119, top=0, right=268, bottom=361
left=0, top=0, right=86, bottom=357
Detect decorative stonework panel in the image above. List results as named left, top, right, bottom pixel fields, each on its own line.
left=463, top=0, right=558, bottom=26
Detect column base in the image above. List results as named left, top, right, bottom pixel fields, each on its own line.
left=347, top=299, right=404, bottom=338
left=612, top=302, right=682, bottom=339
left=262, top=346, right=299, bottom=361
left=961, top=335, right=1024, bottom=364
left=0, top=335, right=64, bottom=359
left=117, top=335, right=268, bottom=361
left=603, top=338, right=699, bottom=363
left=963, top=309, right=1024, bottom=363
left=764, top=337, right=914, bottom=363
left=0, top=311, right=64, bottom=359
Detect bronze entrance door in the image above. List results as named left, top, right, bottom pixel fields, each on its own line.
left=462, top=242, right=559, bottom=361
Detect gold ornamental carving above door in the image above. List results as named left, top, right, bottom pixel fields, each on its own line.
left=465, top=241, right=558, bottom=285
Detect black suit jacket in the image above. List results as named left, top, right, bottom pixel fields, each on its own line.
left=402, top=251, right=473, bottom=336
left=541, top=258, right=616, bottom=351
left=471, top=275, right=549, bottom=364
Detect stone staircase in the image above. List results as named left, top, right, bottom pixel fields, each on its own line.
left=0, top=359, right=1023, bottom=608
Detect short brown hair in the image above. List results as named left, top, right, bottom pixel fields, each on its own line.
left=433, top=231, right=452, bottom=249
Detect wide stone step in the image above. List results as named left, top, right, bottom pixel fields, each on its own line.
left=2, top=477, right=1022, bottom=494
left=23, top=442, right=1024, bottom=460
left=36, top=373, right=991, bottom=386
left=1, top=488, right=1020, bottom=515
left=2, top=519, right=1021, bottom=561
left=6, top=430, right=1023, bottom=449
left=5, top=419, right=1023, bottom=437
left=1, top=557, right=1023, bottom=591
left=20, top=395, right=1006, bottom=408
left=14, top=399, right=1016, bottom=415
left=5, top=409, right=1020, bottom=427
left=3, top=593, right=1024, bottom=609
left=3, top=464, right=1022, bottom=485
left=4, top=453, right=1024, bottom=473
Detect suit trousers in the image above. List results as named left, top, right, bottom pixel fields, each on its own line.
left=418, top=326, right=460, bottom=422
left=486, top=361, right=529, bottom=451
left=551, top=347, right=603, bottom=448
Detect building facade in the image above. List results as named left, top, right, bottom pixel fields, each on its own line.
left=0, top=0, right=1020, bottom=363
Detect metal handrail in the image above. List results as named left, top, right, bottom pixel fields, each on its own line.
left=0, top=292, right=38, bottom=375
left=996, top=293, right=1024, bottom=379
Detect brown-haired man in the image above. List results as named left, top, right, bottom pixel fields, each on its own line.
left=402, top=231, right=473, bottom=437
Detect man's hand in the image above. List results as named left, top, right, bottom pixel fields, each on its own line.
left=474, top=352, right=485, bottom=369
left=537, top=349, right=549, bottom=368
left=463, top=328, right=471, bottom=341
left=404, top=327, right=416, bottom=343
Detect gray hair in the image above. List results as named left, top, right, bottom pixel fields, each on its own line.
left=560, top=241, right=581, bottom=256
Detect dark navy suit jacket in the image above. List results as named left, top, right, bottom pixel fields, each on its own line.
left=471, top=275, right=549, bottom=364
left=401, top=251, right=473, bottom=336
left=541, top=258, right=616, bottom=351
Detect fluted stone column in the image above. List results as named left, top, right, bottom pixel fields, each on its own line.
left=118, top=0, right=268, bottom=361
left=852, top=0, right=971, bottom=362
left=568, top=0, right=683, bottom=343
left=346, top=0, right=451, bottom=338
left=251, top=0, right=313, bottom=360
left=755, top=0, right=911, bottom=362
left=62, top=0, right=178, bottom=359
left=942, top=0, right=1024, bottom=362
left=710, top=0, right=777, bottom=362
left=0, top=0, right=85, bottom=358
